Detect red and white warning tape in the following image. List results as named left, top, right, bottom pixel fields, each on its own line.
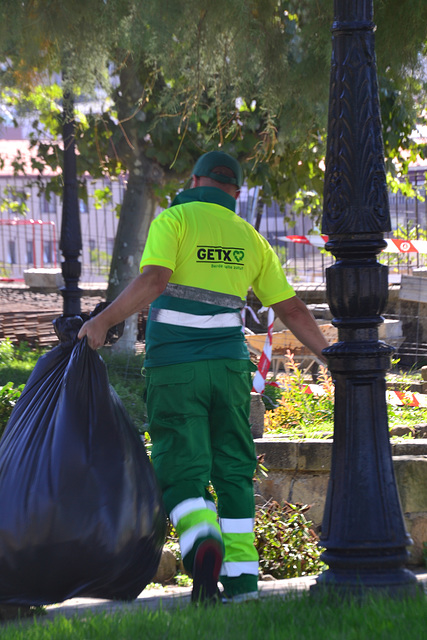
left=386, top=390, right=427, bottom=407
left=279, top=235, right=329, bottom=248
left=251, top=308, right=274, bottom=393
left=303, top=385, right=427, bottom=407
left=385, top=239, right=427, bottom=253
left=279, top=235, right=427, bottom=254
left=303, top=384, right=326, bottom=395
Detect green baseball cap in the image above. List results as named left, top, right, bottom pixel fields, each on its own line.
left=191, top=151, right=243, bottom=188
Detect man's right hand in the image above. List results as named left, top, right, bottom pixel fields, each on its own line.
left=78, top=316, right=109, bottom=350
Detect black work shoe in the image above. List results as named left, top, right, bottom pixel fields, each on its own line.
left=191, top=539, right=223, bottom=606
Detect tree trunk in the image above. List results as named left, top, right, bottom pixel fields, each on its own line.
left=104, top=54, right=167, bottom=353
left=107, top=163, right=159, bottom=353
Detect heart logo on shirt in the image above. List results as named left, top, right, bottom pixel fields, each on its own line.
left=233, top=250, right=244, bottom=262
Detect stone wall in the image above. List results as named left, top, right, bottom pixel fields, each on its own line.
left=254, top=438, right=427, bottom=566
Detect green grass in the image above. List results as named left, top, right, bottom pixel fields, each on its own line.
left=2, top=591, right=427, bottom=639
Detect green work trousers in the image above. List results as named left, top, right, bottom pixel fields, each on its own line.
left=145, top=358, right=258, bottom=596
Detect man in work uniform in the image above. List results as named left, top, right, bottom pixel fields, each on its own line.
left=78, top=151, right=329, bottom=604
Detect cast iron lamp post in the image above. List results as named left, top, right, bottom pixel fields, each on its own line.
left=60, top=88, right=82, bottom=317
left=311, top=0, right=419, bottom=597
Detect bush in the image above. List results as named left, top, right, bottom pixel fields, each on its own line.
left=263, top=352, right=334, bottom=437
left=263, top=351, right=427, bottom=437
left=0, top=382, right=24, bottom=438
left=254, top=500, right=325, bottom=579
left=0, top=338, right=14, bottom=364
left=0, top=339, right=45, bottom=387
left=261, top=380, right=284, bottom=411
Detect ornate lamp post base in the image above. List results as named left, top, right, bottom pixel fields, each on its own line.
left=312, top=554, right=421, bottom=599
left=311, top=1, right=419, bottom=599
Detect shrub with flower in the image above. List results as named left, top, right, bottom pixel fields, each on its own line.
left=264, top=351, right=335, bottom=438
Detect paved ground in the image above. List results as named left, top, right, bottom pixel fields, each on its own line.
left=38, top=569, right=427, bottom=622
left=41, top=575, right=322, bottom=620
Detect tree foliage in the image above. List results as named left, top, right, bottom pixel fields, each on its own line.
left=0, top=0, right=426, bottom=299
left=1, top=2, right=426, bottom=203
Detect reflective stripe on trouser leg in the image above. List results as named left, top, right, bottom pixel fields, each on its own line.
left=170, top=497, right=223, bottom=570
left=219, top=517, right=258, bottom=578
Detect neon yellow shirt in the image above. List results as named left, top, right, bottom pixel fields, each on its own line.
left=140, top=188, right=294, bottom=306
left=140, top=187, right=295, bottom=366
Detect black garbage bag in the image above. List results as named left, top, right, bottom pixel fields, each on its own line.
left=0, top=316, right=166, bottom=605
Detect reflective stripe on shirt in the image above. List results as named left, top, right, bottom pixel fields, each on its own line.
left=164, top=282, right=243, bottom=309
left=150, top=308, right=243, bottom=329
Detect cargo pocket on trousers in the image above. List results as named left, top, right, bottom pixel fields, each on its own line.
left=145, top=366, right=195, bottom=420
left=224, top=360, right=257, bottom=408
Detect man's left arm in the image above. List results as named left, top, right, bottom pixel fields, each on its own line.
left=271, top=296, right=329, bottom=363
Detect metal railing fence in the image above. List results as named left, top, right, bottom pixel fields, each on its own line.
left=1, top=174, right=426, bottom=285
